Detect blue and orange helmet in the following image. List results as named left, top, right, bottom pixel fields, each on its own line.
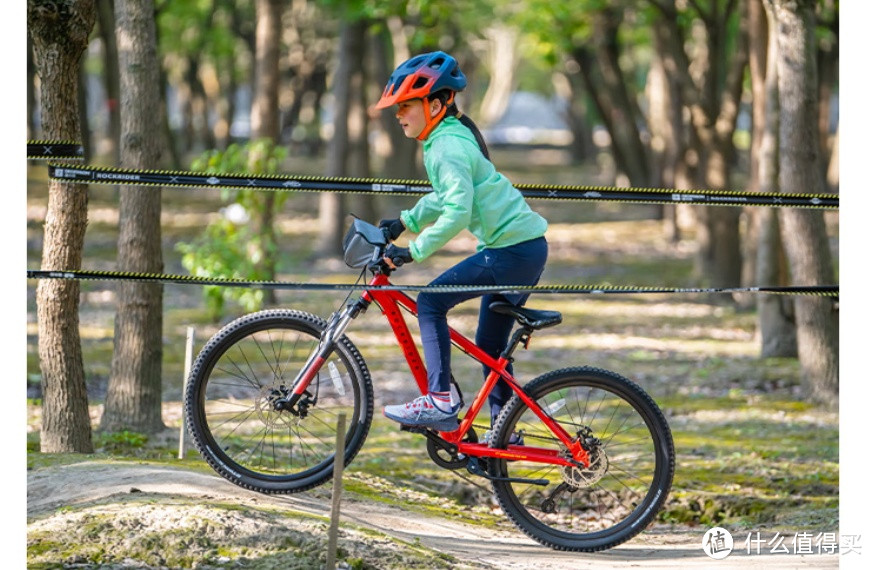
left=375, top=51, right=467, bottom=110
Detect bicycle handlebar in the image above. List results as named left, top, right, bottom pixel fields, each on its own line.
left=366, top=228, right=400, bottom=275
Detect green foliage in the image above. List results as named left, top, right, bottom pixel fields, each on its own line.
left=176, top=140, right=288, bottom=321
left=95, top=430, right=148, bottom=453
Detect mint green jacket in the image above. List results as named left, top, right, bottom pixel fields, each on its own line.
left=400, top=117, right=548, bottom=261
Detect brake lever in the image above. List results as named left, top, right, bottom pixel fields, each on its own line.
left=367, top=256, right=393, bottom=276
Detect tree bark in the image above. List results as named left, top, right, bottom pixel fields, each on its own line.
left=771, top=0, right=838, bottom=406
left=318, top=19, right=368, bottom=256
left=96, top=0, right=120, bottom=164
left=753, top=0, right=796, bottom=357
left=478, top=25, right=517, bottom=127
left=27, top=32, right=38, bottom=138
left=101, top=0, right=166, bottom=433
left=571, top=4, right=650, bottom=188
left=29, top=0, right=97, bottom=453
left=250, top=0, right=283, bottom=305
left=373, top=22, right=418, bottom=179
left=651, top=0, right=748, bottom=288
left=648, top=16, right=687, bottom=240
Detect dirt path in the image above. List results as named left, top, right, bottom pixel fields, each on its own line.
left=27, top=461, right=838, bottom=569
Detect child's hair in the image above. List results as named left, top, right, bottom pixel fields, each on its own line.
left=433, top=90, right=491, bottom=161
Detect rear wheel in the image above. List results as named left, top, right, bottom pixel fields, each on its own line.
left=184, top=309, right=373, bottom=494
left=490, top=366, right=674, bottom=551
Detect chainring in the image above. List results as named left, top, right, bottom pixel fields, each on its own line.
left=427, top=428, right=478, bottom=470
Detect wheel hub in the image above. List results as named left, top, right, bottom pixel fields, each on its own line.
left=561, top=430, right=609, bottom=488
left=256, top=385, right=298, bottom=426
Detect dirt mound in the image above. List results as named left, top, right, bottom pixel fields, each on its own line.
left=26, top=461, right=837, bottom=569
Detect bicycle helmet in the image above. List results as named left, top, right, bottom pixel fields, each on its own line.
left=375, top=51, right=467, bottom=110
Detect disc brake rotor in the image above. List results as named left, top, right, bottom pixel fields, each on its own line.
left=561, top=443, right=609, bottom=488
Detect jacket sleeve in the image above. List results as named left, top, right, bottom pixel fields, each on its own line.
left=400, top=192, right=441, bottom=234
left=405, top=144, right=474, bottom=261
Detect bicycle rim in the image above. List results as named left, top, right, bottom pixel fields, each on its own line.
left=185, top=310, right=373, bottom=493
left=490, top=366, right=674, bottom=551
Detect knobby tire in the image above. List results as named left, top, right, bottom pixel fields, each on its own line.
left=489, top=366, right=674, bottom=551
left=184, top=309, right=374, bottom=494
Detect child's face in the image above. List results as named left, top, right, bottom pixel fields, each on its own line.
left=395, top=98, right=440, bottom=139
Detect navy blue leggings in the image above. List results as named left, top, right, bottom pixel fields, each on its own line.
left=416, top=237, right=548, bottom=422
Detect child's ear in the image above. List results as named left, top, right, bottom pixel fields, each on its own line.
left=429, top=97, right=443, bottom=118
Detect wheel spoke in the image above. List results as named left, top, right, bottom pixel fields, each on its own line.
left=185, top=310, right=372, bottom=494
left=490, top=367, right=673, bottom=551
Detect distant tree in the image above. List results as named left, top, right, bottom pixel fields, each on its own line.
left=95, top=0, right=120, bottom=164
left=249, top=0, right=284, bottom=305
left=650, top=0, right=750, bottom=289
left=100, top=0, right=166, bottom=433
left=770, top=0, right=837, bottom=406
left=511, top=0, right=651, bottom=186
left=28, top=0, right=96, bottom=453
left=318, top=18, right=370, bottom=256
left=371, top=18, right=419, bottom=179
left=751, top=0, right=796, bottom=357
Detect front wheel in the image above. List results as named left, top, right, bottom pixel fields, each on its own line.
left=489, top=366, right=674, bottom=551
left=184, top=309, right=374, bottom=494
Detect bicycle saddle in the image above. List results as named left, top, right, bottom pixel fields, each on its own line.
left=488, top=301, right=562, bottom=330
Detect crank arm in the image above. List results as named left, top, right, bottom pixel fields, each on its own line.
left=401, top=425, right=458, bottom=455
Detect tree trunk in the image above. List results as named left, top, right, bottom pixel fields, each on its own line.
left=348, top=27, right=373, bottom=223
left=652, top=0, right=748, bottom=287
left=77, top=61, right=91, bottom=163
left=96, top=0, right=120, bottom=164
left=649, top=16, right=687, bottom=240
left=572, top=5, right=650, bottom=189
left=29, top=0, right=97, bottom=453
left=551, top=71, right=594, bottom=165
left=250, top=0, right=283, bottom=305
left=27, top=32, right=38, bottom=138
left=591, top=7, right=650, bottom=187
left=318, top=19, right=368, bottom=256
left=373, top=22, right=418, bottom=179
left=772, top=0, right=838, bottom=406
left=478, top=25, right=517, bottom=127
left=101, top=0, right=166, bottom=434
left=753, top=0, right=796, bottom=356
left=825, top=123, right=838, bottom=192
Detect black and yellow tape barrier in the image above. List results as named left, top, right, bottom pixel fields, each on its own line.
left=26, top=269, right=838, bottom=298
left=44, top=163, right=839, bottom=210
left=27, top=140, right=84, bottom=160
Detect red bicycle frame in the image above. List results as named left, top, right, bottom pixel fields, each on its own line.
left=361, top=273, right=590, bottom=468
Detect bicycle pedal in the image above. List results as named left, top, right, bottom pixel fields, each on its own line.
left=399, top=424, right=431, bottom=435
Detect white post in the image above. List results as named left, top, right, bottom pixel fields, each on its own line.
left=178, top=326, right=195, bottom=459
left=325, top=412, right=346, bottom=570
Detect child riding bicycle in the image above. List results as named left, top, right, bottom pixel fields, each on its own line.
left=374, top=51, right=549, bottom=432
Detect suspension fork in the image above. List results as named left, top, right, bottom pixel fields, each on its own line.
left=277, top=296, right=370, bottom=412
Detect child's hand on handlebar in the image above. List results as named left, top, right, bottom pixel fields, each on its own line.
left=384, top=244, right=413, bottom=268
left=379, top=218, right=405, bottom=241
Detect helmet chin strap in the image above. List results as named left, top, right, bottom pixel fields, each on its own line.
left=416, top=93, right=455, bottom=141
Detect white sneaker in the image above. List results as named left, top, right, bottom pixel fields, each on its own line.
left=384, top=395, right=459, bottom=431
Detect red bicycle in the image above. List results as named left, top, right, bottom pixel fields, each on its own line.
left=185, top=218, right=675, bottom=551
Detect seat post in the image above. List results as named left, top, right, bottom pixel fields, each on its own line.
left=501, top=326, right=535, bottom=360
